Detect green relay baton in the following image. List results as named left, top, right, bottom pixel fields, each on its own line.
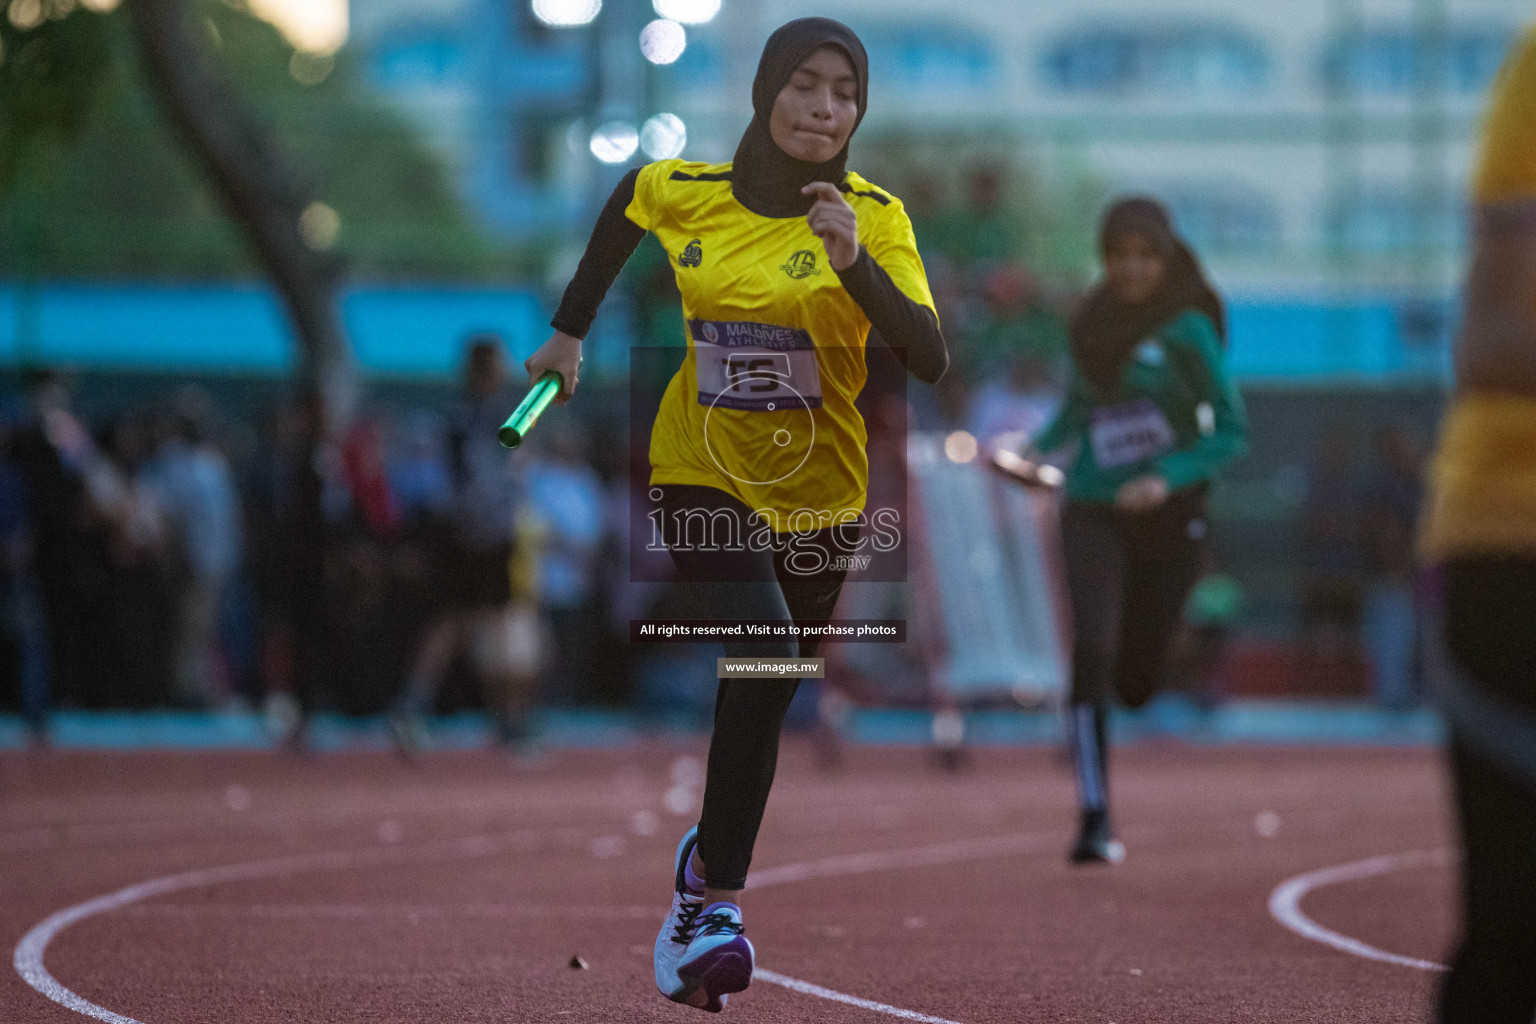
left=498, top=370, right=563, bottom=449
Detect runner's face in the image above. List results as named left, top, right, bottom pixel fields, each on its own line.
left=1105, top=233, right=1166, bottom=304
left=768, top=46, right=858, bottom=163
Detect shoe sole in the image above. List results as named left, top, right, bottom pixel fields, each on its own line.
left=671, top=937, right=753, bottom=1013
left=1069, top=840, right=1126, bottom=865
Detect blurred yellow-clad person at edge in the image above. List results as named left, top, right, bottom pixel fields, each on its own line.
left=1419, top=21, right=1536, bottom=1024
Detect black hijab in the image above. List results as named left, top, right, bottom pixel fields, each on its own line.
left=1070, top=197, right=1226, bottom=396
left=731, top=18, right=869, bottom=218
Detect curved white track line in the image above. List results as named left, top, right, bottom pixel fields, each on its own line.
left=747, top=831, right=1049, bottom=890
left=1267, top=849, right=1450, bottom=972
left=15, top=830, right=1046, bottom=1024
left=13, top=830, right=555, bottom=1023
left=755, top=969, right=966, bottom=1024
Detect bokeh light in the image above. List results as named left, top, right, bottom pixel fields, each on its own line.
left=640, top=113, right=687, bottom=160
left=7, top=0, right=44, bottom=31
left=639, top=19, right=686, bottom=65
left=299, top=202, right=341, bottom=251
left=530, top=0, right=600, bottom=28
left=247, top=0, right=347, bottom=54
left=652, top=0, right=719, bottom=25
left=943, top=430, right=979, bottom=464
left=589, top=121, right=639, bottom=164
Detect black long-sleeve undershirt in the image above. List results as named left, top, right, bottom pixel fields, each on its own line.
left=833, top=248, right=948, bottom=384
left=550, top=169, right=645, bottom=341
left=550, top=171, right=949, bottom=385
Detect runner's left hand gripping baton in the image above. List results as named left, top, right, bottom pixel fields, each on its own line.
left=498, top=371, right=563, bottom=449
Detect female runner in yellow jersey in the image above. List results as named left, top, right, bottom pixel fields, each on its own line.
left=1420, top=21, right=1536, bottom=1024
left=525, top=18, right=946, bottom=1013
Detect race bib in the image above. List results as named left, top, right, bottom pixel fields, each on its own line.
left=1089, top=399, right=1176, bottom=468
left=691, top=319, right=823, bottom=412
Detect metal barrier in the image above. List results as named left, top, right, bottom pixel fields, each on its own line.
left=904, top=432, right=1069, bottom=706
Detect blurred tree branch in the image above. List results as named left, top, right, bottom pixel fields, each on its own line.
left=0, top=0, right=496, bottom=416
left=124, top=0, right=354, bottom=419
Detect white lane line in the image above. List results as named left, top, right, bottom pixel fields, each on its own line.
left=747, top=831, right=1050, bottom=890
left=118, top=903, right=657, bottom=920
left=14, top=827, right=1049, bottom=1024
left=13, top=827, right=586, bottom=1024
left=756, top=969, right=967, bottom=1024
left=1267, top=849, right=1451, bottom=972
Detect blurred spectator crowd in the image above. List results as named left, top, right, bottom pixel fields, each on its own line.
left=0, top=349, right=639, bottom=741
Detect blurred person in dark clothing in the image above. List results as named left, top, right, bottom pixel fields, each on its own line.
left=330, top=416, right=406, bottom=713
left=10, top=371, right=93, bottom=709
left=525, top=424, right=604, bottom=705
left=242, top=403, right=301, bottom=720
left=383, top=409, right=465, bottom=704
left=390, top=337, right=542, bottom=756
left=1362, top=423, right=1424, bottom=710
left=1298, top=426, right=1366, bottom=673
left=94, top=414, right=177, bottom=709
left=273, top=389, right=348, bottom=748
left=0, top=408, right=50, bottom=742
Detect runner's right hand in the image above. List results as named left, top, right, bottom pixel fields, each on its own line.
left=1114, top=474, right=1170, bottom=513
left=525, top=331, right=583, bottom=405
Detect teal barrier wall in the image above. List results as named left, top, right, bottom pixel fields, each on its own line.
left=0, top=284, right=548, bottom=378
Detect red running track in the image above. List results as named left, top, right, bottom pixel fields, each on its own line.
left=2, top=743, right=1454, bottom=1023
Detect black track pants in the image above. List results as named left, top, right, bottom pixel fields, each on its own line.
left=656, top=485, right=851, bottom=890
left=1061, top=487, right=1208, bottom=710
left=1438, top=558, right=1536, bottom=1024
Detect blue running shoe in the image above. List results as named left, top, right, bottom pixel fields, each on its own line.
left=676, top=902, right=753, bottom=1012
left=654, top=828, right=754, bottom=1012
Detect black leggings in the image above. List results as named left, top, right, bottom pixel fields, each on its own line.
left=1438, top=558, right=1536, bottom=1024
left=656, top=484, right=852, bottom=890
left=1061, top=487, right=1207, bottom=709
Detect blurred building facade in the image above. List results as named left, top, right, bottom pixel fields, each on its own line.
left=350, top=0, right=1523, bottom=283
left=794, top=0, right=1519, bottom=289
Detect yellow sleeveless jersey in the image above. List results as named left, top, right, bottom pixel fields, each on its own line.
left=1421, top=23, right=1536, bottom=560
left=627, top=159, right=935, bottom=533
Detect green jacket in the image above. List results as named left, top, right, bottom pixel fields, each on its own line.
left=1030, top=309, right=1248, bottom=504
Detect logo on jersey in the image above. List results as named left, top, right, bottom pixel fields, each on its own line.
left=678, top=239, right=703, bottom=268
left=781, top=250, right=821, bottom=279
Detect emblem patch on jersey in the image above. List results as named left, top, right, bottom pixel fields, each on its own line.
left=781, top=250, right=821, bottom=279
left=678, top=239, right=703, bottom=268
